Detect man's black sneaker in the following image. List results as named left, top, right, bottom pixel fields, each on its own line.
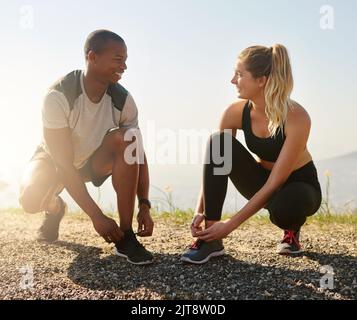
left=114, top=229, right=154, bottom=265
left=181, top=239, right=225, bottom=264
left=276, top=230, right=302, bottom=255
left=37, top=197, right=67, bottom=243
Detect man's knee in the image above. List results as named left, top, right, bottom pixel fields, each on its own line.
left=19, top=185, right=42, bottom=214
left=19, top=159, right=60, bottom=214
left=105, top=129, right=143, bottom=163
left=107, top=128, right=137, bottom=151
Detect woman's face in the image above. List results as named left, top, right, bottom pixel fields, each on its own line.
left=231, top=60, right=264, bottom=99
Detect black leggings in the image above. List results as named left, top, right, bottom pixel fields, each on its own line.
left=203, top=132, right=322, bottom=231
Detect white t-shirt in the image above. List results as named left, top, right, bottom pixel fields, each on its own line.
left=41, top=70, right=139, bottom=169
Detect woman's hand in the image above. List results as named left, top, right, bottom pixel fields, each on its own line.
left=196, top=220, right=234, bottom=241
left=191, top=213, right=205, bottom=237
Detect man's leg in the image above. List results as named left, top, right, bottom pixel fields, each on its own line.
left=87, top=128, right=153, bottom=265
left=19, top=155, right=68, bottom=242
left=19, top=159, right=63, bottom=214
left=88, top=128, right=139, bottom=232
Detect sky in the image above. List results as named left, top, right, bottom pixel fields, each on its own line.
left=0, top=0, right=356, bottom=209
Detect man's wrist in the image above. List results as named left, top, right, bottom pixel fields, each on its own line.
left=138, top=198, right=151, bottom=209
left=89, top=210, right=105, bottom=221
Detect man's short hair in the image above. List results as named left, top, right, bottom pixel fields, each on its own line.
left=84, top=30, right=125, bottom=59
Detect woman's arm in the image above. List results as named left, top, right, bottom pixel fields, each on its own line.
left=195, top=186, right=204, bottom=213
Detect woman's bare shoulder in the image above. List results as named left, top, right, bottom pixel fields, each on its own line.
left=286, top=100, right=311, bottom=130
left=220, top=99, right=248, bottom=130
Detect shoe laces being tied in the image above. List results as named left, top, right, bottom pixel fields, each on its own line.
left=282, top=230, right=301, bottom=249
left=190, top=239, right=203, bottom=250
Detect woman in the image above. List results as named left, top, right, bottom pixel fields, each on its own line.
left=181, top=44, right=322, bottom=264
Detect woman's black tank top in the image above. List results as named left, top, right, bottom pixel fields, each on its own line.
left=242, top=100, right=286, bottom=162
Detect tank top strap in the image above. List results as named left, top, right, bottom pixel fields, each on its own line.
left=241, top=100, right=252, bottom=131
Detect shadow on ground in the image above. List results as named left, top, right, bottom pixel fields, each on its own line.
left=53, top=240, right=356, bottom=300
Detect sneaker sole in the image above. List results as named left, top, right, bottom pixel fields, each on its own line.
left=36, top=237, right=59, bottom=243
left=277, top=248, right=304, bottom=255
left=114, top=247, right=154, bottom=265
left=180, top=249, right=226, bottom=265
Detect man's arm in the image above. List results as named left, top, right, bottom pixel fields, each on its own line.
left=137, top=153, right=149, bottom=201
left=136, top=152, right=154, bottom=237
left=119, top=93, right=153, bottom=236
left=43, top=127, right=123, bottom=243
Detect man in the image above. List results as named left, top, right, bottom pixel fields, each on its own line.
left=19, top=30, right=154, bottom=265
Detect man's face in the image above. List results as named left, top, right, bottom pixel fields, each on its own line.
left=88, top=40, right=128, bottom=84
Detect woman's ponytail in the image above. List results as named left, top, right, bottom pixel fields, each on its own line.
left=264, top=44, right=294, bottom=137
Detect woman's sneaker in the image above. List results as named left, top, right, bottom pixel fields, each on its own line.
left=114, top=229, right=154, bottom=265
left=181, top=239, right=225, bottom=264
left=276, top=230, right=302, bottom=255
left=36, top=197, right=67, bottom=243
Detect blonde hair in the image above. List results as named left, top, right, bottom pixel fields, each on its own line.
left=239, top=44, right=294, bottom=137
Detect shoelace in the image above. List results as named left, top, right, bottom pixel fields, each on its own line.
left=190, top=239, right=203, bottom=250
left=282, top=230, right=300, bottom=248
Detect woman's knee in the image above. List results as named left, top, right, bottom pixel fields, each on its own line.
left=205, top=132, right=236, bottom=175
left=207, top=131, right=249, bottom=160
left=208, top=131, right=235, bottom=147
left=206, top=131, right=239, bottom=159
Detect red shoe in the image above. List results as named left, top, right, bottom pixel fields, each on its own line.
left=276, top=230, right=302, bottom=255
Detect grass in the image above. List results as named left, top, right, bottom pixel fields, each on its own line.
left=2, top=175, right=356, bottom=226
left=3, top=170, right=356, bottom=227
left=151, top=209, right=357, bottom=226
left=2, top=207, right=356, bottom=227
left=307, top=210, right=357, bottom=225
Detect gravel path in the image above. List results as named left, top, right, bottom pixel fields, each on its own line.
left=0, top=210, right=356, bottom=300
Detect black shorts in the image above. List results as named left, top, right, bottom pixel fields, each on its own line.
left=30, top=145, right=111, bottom=188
